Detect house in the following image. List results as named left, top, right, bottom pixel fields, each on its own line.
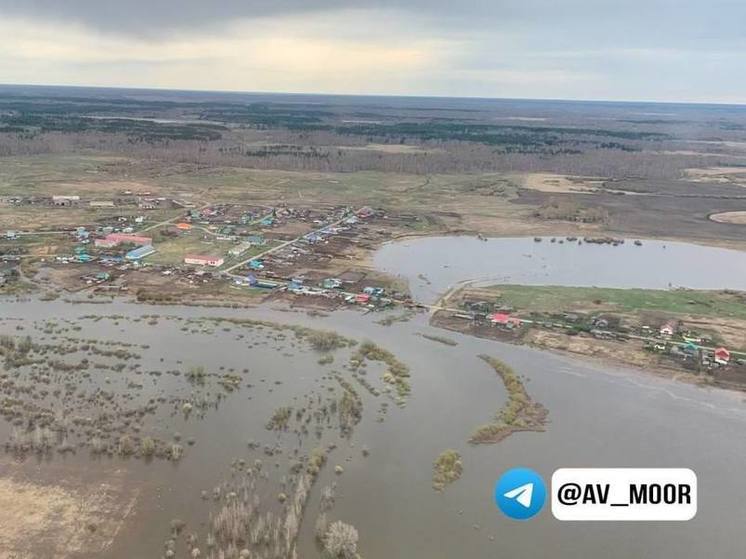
left=52, top=195, right=80, bottom=206
left=355, top=293, right=371, bottom=304
left=363, top=286, right=384, bottom=297
left=125, top=245, right=156, bottom=261
left=591, top=329, right=613, bottom=340
left=176, top=223, right=192, bottom=230
left=245, top=235, right=265, bottom=246
left=305, top=232, right=323, bottom=243
left=138, top=197, right=161, bottom=209
left=593, top=317, right=609, bottom=329
left=172, top=199, right=196, bottom=209
left=489, top=312, right=522, bottom=328
left=229, top=242, right=253, bottom=257
left=234, top=274, right=258, bottom=287
left=184, top=255, right=224, bottom=267
left=659, top=319, right=680, bottom=338
left=321, top=278, right=342, bottom=289
left=464, top=300, right=491, bottom=313
left=714, top=347, right=731, bottom=365
left=89, top=200, right=115, bottom=207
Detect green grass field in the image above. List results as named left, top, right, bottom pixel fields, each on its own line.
left=147, top=231, right=234, bottom=265
left=484, top=285, right=746, bottom=320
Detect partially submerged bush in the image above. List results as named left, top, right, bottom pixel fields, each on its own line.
left=118, top=435, right=135, bottom=456
left=186, top=366, right=206, bottom=385
left=352, top=341, right=411, bottom=399
left=305, top=330, right=349, bottom=352
left=140, top=437, right=156, bottom=457
left=432, top=449, right=463, bottom=491
left=323, top=521, right=359, bottom=559
left=266, top=406, right=293, bottom=430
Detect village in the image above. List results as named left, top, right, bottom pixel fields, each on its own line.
left=1, top=191, right=417, bottom=311
left=432, top=288, right=746, bottom=386
left=4, top=188, right=746, bottom=390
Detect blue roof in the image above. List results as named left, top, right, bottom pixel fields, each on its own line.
left=126, top=245, right=156, bottom=260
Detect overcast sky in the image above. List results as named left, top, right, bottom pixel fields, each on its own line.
left=0, top=1, right=744, bottom=103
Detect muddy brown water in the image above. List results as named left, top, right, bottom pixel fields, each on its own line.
left=373, top=235, right=746, bottom=304
left=4, top=235, right=746, bottom=558
left=1, top=294, right=746, bottom=559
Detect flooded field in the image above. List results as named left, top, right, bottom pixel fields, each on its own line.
left=2, top=297, right=746, bottom=558
left=373, top=236, right=746, bottom=304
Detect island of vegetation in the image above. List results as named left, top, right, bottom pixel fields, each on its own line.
left=432, top=449, right=464, bottom=492
left=470, top=355, right=548, bottom=444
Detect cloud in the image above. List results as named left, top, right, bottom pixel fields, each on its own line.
left=0, top=1, right=744, bottom=102
left=0, top=14, right=447, bottom=94
left=1, top=0, right=745, bottom=47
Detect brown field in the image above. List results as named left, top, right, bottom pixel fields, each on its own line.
left=6, top=154, right=746, bottom=251
left=342, top=143, right=440, bottom=154
left=0, top=469, right=136, bottom=559
left=709, top=211, right=746, bottom=225
left=684, top=166, right=746, bottom=184
left=518, top=173, right=605, bottom=193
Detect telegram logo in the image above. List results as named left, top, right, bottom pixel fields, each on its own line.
left=495, top=467, right=547, bottom=520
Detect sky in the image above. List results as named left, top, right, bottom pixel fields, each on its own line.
left=0, top=1, right=744, bottom=103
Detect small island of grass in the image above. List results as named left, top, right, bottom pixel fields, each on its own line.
left=432, top=449, right=463, bottom=491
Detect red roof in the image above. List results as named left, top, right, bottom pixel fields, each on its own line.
left=355, top=293, right=370, bottom=303
left=489, top=312, right=512, bottom=324
left=715, top=347, right=731, bottom=359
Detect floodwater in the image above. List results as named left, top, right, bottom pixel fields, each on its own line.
left=2, top=294, right=746, bottom=559
left=373, top=236, right=746, bottom=304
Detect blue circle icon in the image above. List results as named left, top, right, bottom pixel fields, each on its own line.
left=495, top=467, right=546, bottom=520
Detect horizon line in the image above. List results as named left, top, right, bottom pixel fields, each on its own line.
left=1, top=82, right=745, bottom=109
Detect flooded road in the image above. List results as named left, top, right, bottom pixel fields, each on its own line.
left=373, top=236, right=746, bottom=304
left=2, top=297, right=746, bottom=558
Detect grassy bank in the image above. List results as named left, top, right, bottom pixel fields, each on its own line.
left=480, top=285, right=746, bottom=320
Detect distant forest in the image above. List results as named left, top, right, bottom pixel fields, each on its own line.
left=1, top=89, right=746, bottom=178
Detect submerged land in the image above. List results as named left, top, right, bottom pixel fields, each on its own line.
left=2, top=86, right=746, bottom=557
